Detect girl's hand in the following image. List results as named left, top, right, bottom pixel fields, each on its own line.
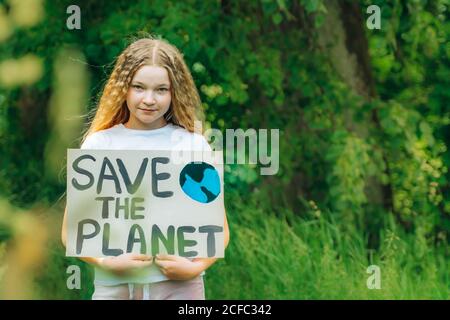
left=98, top=253, right=153, bottom=276
left=154, top=254, right=203, bottom=280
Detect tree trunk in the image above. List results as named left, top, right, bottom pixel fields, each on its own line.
left=317, top=0, right=393, bottom=213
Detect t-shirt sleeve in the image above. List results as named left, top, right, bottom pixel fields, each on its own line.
left=80, top=132, right=106, bottom=149
left=194, top=133, right=212, bottom=151
left=201, top=135, right=212, bottom=151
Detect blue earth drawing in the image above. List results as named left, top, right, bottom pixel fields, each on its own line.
left=179, top=162, right=221, bottom=203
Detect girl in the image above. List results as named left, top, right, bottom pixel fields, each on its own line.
left=61, top=37, right=230, bottom=300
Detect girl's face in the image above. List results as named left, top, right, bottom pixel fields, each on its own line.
left=125, top=65, right=172, bottom=130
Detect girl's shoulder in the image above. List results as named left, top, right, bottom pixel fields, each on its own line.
left=169, top=124, right=212, bottom=151
left=80, top=127, right=115, bottom=149
left=80, top=123, right=211, bottom=151
left=81, top=123, right=143, bottom=149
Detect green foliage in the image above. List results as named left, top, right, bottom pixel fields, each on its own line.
left=325, top=130, right=371, bottom=222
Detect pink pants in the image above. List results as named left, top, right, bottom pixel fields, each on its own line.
left=91, top=276, right=205, bottom=300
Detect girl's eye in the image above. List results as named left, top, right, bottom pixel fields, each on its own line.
left=157, top=88, right=169, bottom=93
left=132, top=85, right=144, bottom=90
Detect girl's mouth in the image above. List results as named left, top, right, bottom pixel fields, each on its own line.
left=138, top=108, right=158, bottom=112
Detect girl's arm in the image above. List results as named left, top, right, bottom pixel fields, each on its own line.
left=191, top=209, right=230, bottom=270
left=61, top=207, right=152, bottom=274
left=154, top=210, right=230, bottom=280
left=62, top=207, right=103, bottom=267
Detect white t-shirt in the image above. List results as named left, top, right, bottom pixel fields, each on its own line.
left=80, top=122, right=211, bottom=285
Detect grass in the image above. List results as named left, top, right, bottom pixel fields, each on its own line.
left=1, top=191, right=447, bottom=299
left=204, top=192, right=449, bottom=300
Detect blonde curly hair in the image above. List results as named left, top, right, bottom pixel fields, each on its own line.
left=82, top=37, right=203, bottom=143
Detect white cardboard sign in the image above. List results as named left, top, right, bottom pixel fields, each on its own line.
left=66, top=149, right=224, bottom=258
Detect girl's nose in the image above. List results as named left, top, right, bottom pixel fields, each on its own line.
left=143, top=91, right=156, bottom=105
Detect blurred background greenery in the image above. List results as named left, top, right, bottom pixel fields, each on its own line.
left=0, top=0, right=449, bottom=299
